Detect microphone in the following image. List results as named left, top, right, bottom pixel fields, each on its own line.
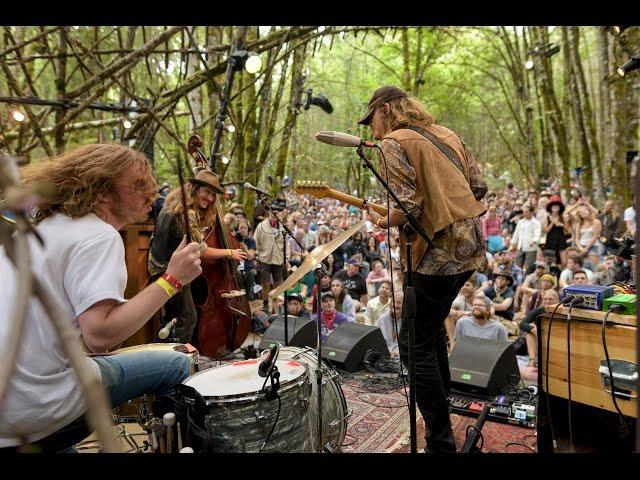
left=315, top=131, right=376, bottom=148
left=158, top=318, right=177, bottom=340
left=244, top=182, right=271, bottom=197
left=258, top=344, right=279, bottom=378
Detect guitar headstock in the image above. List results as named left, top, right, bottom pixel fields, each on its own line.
left=295, top=180, right=331, bottom=198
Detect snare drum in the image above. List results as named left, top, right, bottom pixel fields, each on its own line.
left=278, top=346, right=349, bottom=452
left=111, top=343, right=199, bottom=374
left=180, top=359, right=312, bottom=453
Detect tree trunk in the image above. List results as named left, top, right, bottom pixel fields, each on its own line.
left=272, top=43, right=306, bottom=197
left=54, top=27, right=68, bottom=153
left=532, top=26, right=571, bottom=197
left=569, top=27, right=605, bottom=202
left=597, top=27, right=613, bottom=184
left=186, top=27, right=202, bottom=136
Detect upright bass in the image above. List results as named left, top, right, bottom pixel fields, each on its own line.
left=186, top=135, right=252, bottom=358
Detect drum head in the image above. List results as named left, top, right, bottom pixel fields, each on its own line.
left=183, top=359, right=306, bottom=398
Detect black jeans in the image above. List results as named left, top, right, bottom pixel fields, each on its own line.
left=399, top=269, right=475, bottom=453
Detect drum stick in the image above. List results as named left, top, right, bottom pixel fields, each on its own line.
left=177, top=422, right=183, bottom=451
left=163, top=413, right=176, bottom=453
left=151, top=430, right=158, bottom=453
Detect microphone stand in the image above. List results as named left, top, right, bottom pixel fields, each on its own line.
left=258, top=195, right=306, bottom=347
left=356, top=145, right=431, bottom=454
left=313, top=263, right=327, bottom=453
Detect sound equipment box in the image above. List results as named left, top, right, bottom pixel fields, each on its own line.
left=322, top=323, right=390, bottom=372
left=257, top=315, right=317, bottom=351
left=449, top=336, right=520, bottom=396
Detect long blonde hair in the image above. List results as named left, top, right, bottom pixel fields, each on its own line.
left=163, top=182, right=217, bottom=228
left=20, top=143, right=156, bottom=224
left=385, top=96, right=435, bottom=132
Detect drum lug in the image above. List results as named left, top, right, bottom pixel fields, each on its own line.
left=299, top=382, right=312, bottom=410
left=254, top=410, right=268, bottom=435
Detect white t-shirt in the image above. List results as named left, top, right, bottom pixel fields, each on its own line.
left=624, top=206, right=636, bottom=231
left=0, top=213, right=127, bottom=447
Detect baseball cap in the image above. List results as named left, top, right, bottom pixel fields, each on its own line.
left=358, top=85, right=409, bottom=126
left=347, top=258, right=361, bottom=266
left=321, top=291, right=335, bottom=300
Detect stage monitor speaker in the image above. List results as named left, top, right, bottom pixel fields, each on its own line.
left=449, top=336, right=520, bottom=397
left=257, top=315, right=317, bottom=351
left=322, top=323, right=390, bottom=372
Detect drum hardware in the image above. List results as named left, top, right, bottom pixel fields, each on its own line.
left=329, top=411, right=352, bottom=427
left=254, top=410, right=269, bottom=434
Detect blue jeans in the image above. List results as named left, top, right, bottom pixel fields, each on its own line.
left=93, top=351, right=191, bottom=408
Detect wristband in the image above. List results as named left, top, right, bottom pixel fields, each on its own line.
left=376, top=217, right=385, bottom=229
left=162, top=272, right=183, bottom=291
left=156, top=277, right=177, bottom=298
left=228, top=248, right=233, bottom=258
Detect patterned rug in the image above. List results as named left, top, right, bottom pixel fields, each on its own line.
left=339, top=380, right=537, bottom=453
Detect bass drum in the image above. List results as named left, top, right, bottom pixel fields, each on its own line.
left=277, top=346, right=349, bottom=452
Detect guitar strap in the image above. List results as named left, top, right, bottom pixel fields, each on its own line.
left=403, top=125, right=466, bottom=177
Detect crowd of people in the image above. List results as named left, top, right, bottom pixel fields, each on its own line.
left=214, top=177, right=635, bottom=376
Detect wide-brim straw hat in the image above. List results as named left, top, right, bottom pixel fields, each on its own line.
left=188, top=169, right=224, bottom=195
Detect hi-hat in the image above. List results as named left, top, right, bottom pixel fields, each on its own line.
left=269, top=220, right=366, bottom=299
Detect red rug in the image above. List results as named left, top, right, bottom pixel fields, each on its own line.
left=340, top=380, right=537, bottom=453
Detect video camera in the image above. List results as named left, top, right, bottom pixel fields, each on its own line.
left=604, top=235, right=635, bottom=261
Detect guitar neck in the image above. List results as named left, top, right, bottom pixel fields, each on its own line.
left=325, top=188, right=388, bottom=217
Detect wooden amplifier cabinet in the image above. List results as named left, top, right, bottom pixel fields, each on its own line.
left=539, top=305, right=637, bottom=418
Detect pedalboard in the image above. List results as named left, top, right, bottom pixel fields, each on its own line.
left=447, top=392, right=537, bottom=429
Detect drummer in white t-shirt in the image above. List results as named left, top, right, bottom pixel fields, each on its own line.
left=0, top=144, right=202, bottom=451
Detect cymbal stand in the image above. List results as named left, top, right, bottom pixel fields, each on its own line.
left=313, top=263, right=328, bottom=453
left=259, top=195, right=306, bottom=347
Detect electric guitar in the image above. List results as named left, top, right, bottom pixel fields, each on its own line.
left=294, top=181, right=388, bottom=216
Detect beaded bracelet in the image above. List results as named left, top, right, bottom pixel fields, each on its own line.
left=156, top=277, right=177, bottom=298
left=162, top=272, right=183, bottom=292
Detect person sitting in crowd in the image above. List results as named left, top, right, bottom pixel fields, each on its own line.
left=598, top=200, right=625, bottom=256
left=542, top=248, right=563, bottom=279
left=593, top=254, right=632, bottom=285
left=445, top=275, right=477, bottom=350
left=312, top=291, right=352, bottom=343
left=515, top=261, right=549, bottom=313
left=333, top=257, right=368, bottom=305
left=559, top=253, right=593, bottom=288
left=484, top=272, right=515, bottom=322
left=366, top=259, right=391, bottom=297
left=519, top=289, right=560, bottom=368
left=376, top=290, right=403, bottom=357
left=284, top=293, right=310, bottom=319
left=526, top=273, right=558, bottom=312
left=453, top=296, right=508, bottom=351
left=345, top=231, right=367, bottom=263
left=492, top=249, right=524, bottom=287
left=330, top=278, right=357, bottom=320
left=363, top=279, right=392, bottom=326
left=364, top=235, right=384, bottom=268
left=310, top=273, right=332, bottom=314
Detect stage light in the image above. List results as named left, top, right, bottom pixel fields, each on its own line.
left=122, top=119, right=132, bottom=129
left=245, top=54, right=262, bottom=74
left=525, top=59, right=534, bottom=70
left=11, top=110, right=25, bottom=122
left=617, top=53, right=640, bottom=77
left=230, top=50, right=263, bottom=74
left=226, top=124, right=236, bottom=133
left=612, top=26, right=630, bottom=35
left=221, top=154, right=230, bottom=165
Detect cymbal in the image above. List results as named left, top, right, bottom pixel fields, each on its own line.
left=269, top=220, right=366, bottom=299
